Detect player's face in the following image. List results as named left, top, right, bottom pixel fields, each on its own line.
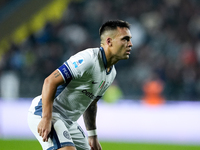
left=112, top=27, right=132, bottom=60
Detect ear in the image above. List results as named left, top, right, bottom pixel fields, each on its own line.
left=106, top=38, right=112, bottom=47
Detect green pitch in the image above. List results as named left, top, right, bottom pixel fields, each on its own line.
left=0, top=139, right=200, bottom=150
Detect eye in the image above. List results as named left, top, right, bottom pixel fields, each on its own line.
left=125, top=38, right=130, bottom=42
left=122, top=36, right=130, bottom=42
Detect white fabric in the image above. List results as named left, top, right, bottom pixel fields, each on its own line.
left=28, top=111, right=90, bottom=150
left=53, top=48, right=116, bottom=122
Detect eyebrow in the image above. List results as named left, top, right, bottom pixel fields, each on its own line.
left=121, top=36, right=132, bottom=40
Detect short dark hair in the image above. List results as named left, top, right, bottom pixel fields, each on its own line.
left=99, top=20, right=130, bottom=37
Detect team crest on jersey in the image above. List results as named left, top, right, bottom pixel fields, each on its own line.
left=63, top=131, right=71, bottom=140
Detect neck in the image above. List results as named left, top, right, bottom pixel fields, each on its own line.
left=101, top=46, right=119, bottom=68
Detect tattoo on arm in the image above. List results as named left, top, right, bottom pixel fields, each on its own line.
left=83, top=102, right=97, bottom=130
left=54, top=72, right=60, bottom=78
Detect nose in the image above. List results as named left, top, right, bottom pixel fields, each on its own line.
left=128, top=40, right=133, bottom=47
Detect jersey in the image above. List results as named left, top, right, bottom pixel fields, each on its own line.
left=29, top=47, right=116, bottom=124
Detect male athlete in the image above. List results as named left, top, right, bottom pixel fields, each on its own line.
left=28, top=20, right=132, bottom=150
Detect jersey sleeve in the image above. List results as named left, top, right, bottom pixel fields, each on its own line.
left=64, top=49, right=95, bottom=79
left=57, top=63, right=73, bottom=84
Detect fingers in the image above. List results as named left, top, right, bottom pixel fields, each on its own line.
left=43, top=130, right=49, bottom=142
left=90, top=147, right=101, bottom=150
left=37, top=128, right=50, bottom=142
left=90, top=144, right=102, bottom=150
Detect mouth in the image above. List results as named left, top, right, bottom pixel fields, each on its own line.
left=126, top=49, right=131, bottom=55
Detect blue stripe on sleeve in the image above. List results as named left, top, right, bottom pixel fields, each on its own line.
left=58, top=63, right=72, bottom=83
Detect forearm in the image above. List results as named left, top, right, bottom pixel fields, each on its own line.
left=41, top=70, right=62, bottom=119
left=41, top=78, right=56, bottom=119
left=84, top=101, right=102, bottom=150
left=83, top=102, right=97, bottom=130
left=38, top=70, right=64, bottom=142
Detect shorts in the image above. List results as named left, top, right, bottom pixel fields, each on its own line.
left=28, top=112, right=90, bottom=150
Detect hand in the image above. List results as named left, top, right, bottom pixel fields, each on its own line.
left=88, top=136, right=102, bottom=150
left=37, top=118, right=52, bottom=142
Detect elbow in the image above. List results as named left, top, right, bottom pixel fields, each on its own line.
left=44, top=77, right=51, bottom=86
left=43, top=76, right=56, bottom=89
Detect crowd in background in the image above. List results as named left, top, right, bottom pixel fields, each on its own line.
left=1, top=0, right=200, bottom=101
left=0, top=0, right=11, bottom=9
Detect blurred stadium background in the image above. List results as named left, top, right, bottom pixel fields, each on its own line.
left=0, top=0, right=200, bottom=149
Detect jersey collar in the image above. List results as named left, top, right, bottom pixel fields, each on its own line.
left=100, top=47, right=113, bottom=75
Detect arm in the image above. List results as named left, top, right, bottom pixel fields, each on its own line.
left=83, top=98, right=102, bottom=150
left=37, top=70, right=64, bottom=142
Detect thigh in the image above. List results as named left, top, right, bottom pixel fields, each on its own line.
left=28, top=112, right=75, bottom=150
left=69, top=122, right=91, bottom=150
left=28, top=112, right=52, bottom=149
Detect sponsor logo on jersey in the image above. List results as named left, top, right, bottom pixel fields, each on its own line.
left=82, top=89, right=96, bottom=99
left=73, top=59, right=84, bottom=68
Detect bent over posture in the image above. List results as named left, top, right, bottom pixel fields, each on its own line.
left=28, top=20, right=132, bottom=150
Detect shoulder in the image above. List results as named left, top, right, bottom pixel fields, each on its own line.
left=77, top=48, right=99, bottom=59
left=66, top=48, right=100, bottom=78
left=71, top=48, right=99, bottom=60
left=68, top=48, right=99, bottom=64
